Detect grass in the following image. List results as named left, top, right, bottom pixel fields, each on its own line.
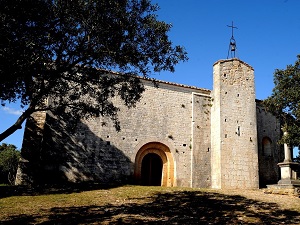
left=0, top=185, right=300, bottom=224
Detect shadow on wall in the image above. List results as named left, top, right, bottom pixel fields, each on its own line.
left=19, top=112, right=133, bottom=186
left=258, top=154, right=281, bottom=188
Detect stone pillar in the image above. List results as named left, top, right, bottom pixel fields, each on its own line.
left=266, top=132, right=300, bottom=196
left=283, top=132, right=292, bottom=162
left=277, top=137, right=300, bottom=187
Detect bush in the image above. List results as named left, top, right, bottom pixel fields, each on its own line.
left=0, top=143, right=20, bottom=184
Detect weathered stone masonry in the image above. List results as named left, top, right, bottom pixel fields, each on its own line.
left=16, top=58, right=281, bottom=189
left=211, top=59, right=259, bottom=189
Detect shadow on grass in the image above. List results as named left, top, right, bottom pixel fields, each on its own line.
left=2, top=190, right=300, bottom=224
left=0, top=182, right=120, bottom=198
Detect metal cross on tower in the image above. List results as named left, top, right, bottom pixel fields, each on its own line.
left=227, top=21, right=238, bottom=59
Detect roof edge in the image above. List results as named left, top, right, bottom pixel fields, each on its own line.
left=213, top=58, right=254, bottom=70
left=141, top=77, right=211, bottom=94
left=104, top=69, right=211, bottom=94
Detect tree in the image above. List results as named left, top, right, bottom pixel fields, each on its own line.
left=0, top=143, right=20, bottom=184
left=264, top=55, right=300, bottom=152
left=295, top=153, right=300, bottom=163
left=0, top=0, right=188, bottom=141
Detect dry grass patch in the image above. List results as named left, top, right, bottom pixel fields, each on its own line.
left=0, top=185, right=299, bottom=224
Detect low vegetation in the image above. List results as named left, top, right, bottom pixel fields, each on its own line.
left=0, top=185, right=299, bottom=224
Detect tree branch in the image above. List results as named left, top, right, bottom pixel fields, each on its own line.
left=0, top=106, right=35, bottom=142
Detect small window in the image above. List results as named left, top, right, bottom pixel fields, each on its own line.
left=237, top=126, right=240, bottom=136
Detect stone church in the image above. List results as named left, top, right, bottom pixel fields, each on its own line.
left=16, top=58, right=282, bottom=189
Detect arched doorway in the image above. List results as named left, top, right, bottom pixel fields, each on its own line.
left=134, top=142, right=175, bottom=187
left=262, top=137, right=272, bottom=156
left=141, top=153, right=163, bottom=186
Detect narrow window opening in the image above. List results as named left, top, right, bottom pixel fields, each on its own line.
left=225, top=134, right=227, bottom=138
left=237, top=126, right=240, bottom=136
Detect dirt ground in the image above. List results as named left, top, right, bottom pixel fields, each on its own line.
left=217, top=188, right=300, bottom=210
left=0, top=185, right=299, bottom=224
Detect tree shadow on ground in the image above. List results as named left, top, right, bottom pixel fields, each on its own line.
left=2, top=190, right=300, bottom=224
left=0, top=182, right=120, bottom=198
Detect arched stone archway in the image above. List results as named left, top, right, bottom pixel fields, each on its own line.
left=134, top=142, right=175, bottom=187
left=262, top=137, right=272, bottom=156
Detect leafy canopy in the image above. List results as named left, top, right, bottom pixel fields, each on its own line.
left=0, top=0, right=188, bottom=141
left=264, top=55, right=300, bottom=147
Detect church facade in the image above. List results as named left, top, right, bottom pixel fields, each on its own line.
left=16, top=58, right=282, bottom=189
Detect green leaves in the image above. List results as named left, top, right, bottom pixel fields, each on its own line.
left=0, top=0, right=187, bottom=141
left=264, top=55, right=300, bottom=146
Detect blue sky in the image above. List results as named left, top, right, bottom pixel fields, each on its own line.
left=1, top=0, right=300, bottom=156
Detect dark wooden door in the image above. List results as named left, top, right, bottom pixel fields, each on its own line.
left=141, top=153, right=163, bottom=186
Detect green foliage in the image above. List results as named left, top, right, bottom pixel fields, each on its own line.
left=0, top=143, right=20, bottom=184
left=0, top=0, right=188, bottom=141
left=264, top=55, right=300, bottom=147
left=295, top=148, right=300, bottom=163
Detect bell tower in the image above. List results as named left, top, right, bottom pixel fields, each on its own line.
left=211, top=58, right=259, bottom=189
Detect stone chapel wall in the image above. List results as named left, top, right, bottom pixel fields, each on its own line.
left=256, top=102, right=281, bottom=187
left=18, top=78, right=211, bottom=187
left=89, top=80, right=211, bottom=187
left=16, top=60, right=281, bottom=189
left=15, top=111, right=47, bottom=185
left=191, top=93, right=211, bottom=188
